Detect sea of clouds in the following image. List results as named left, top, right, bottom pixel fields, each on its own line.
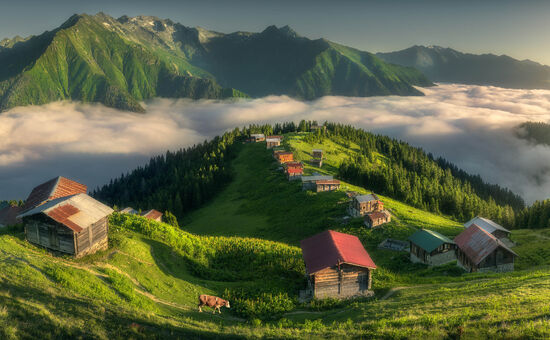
left=1, top=83, right=550, bottom=204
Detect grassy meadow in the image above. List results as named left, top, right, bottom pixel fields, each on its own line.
left=1, top=132, right=549, bottom=339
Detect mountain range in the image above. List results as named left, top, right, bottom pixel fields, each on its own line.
left=377, top=45, right=550, bottom=89
left=0, top=13, right=432, bottom=112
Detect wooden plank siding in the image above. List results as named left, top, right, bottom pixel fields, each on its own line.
left=24, top=216, right=76, bottom=255
left=312, top=264, right=372, bottom=298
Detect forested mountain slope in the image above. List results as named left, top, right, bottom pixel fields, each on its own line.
left=0, top=13, right=432, bottom=112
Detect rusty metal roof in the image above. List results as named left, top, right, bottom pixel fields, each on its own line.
left=464, top=216, right=510, bottom=235
left=300, top=230, right=377, bottom=275
left=142, top=209, right=163, bottom=220
left=18, top=194, right=113, bottom=233
left=365, top=210, right=390, bottom=222
left=454, top=224, right=517, bottom=265
left=22, top=176, right=87, bottom=212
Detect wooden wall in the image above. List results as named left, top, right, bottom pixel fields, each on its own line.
left=76, top=216, right=108, bottom=256
left=25, top=215, right=75, bottom=255
left=312, top=264, right=371, bottom=299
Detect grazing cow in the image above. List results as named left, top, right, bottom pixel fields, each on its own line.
left=198, top=294, right=231, bottom=314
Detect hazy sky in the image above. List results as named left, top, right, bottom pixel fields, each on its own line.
left=1, top=0, right=550, bottom=64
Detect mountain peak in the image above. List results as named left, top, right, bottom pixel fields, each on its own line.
left=261, top=25, right=298, bottom=38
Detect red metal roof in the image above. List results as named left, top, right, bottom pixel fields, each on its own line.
left=287, top=168, right=303, bottom=174
left=47, top=204, right=83, bottom=232
left=142, top=209, right=163, bottom=221
left=454, top=224, right=517, bottom=265
left=300, top=230, right=376, bottom=275
left=23, top=176, right=87, bottom=211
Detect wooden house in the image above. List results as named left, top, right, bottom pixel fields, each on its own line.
left=276, top=152, right=294, bottom=164
left=284, top=162, right=304, bottom=180
left=300, top=230, right=376, bottom=300
left=463, top=216, right=511, bottom=240
left=314, top=180, right=340, bottom=192
left=312, top=149, right=323, bottom=159
left=349, top=194, right=383, bottom=217
left=408, top=229, right=457, bottom=266
left=249, top=134, right=265, bottom=142
left=364, top=210, right=391, bottom=228
left=266, top=138, right=281, bottom=149
left=266, top=135, right=283, bottom=140
left=301, top=175, right=334, bottom=191
left=120, top=207, right=138, bottom=215
left=142, top=209, right=163, bottom=222
left=18, top=193, right=113, bottom=257
left=454, top=224, right=517, bottom=273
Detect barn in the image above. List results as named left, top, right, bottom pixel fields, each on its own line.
left=18, top=194, right=113, bottom=257
left=364, top=210, right=391, bottom=228
left=408, top=229, right=457, bottom=266
left=142, top=209, right=163, bottom=222
left=454, top=224, right=517, bottom=273
left=300, top=230, right=376, bottom=300
left=349, top=193, right=384, bottom=217
left=20, top=176, right=87, bottom=212
left=463, top=216, right=511, bottom=240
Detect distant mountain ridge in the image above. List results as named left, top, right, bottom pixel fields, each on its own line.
left=377, top=45, right=550, bottom=89
left=0, top=13, right=432, bottom=112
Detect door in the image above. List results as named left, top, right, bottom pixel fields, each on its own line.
left=49, top=226, right=59, bottom=249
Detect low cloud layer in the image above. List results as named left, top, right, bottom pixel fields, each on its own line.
left=1, top=84, right=550, bottom=204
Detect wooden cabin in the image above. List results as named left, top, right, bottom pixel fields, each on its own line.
left=249, top=134, right=265, bottom=142
left=408, top=229, right=457, bottom=266
left=142, top=209, right=163, bottom=222
left=312, top=149, right=323, bottom=159
left=266, top=138, right=281, bottom=149
left=364, top=210, right=391, bottom=228
left=18, top=193, right=113, bottom=258
left=301, top=175, right=334, bottom=191
left=266, top=135, right=283, bottom=140
left=314, top=180, right=340, bottom=192
left=300, top=230, right=376, bottom=300
left=454, top=224, right=517, bottom=273
left=349, top=194, right=383, bottom=217
left=276, top=152, right=294, bottom=164
left=464, top=216, right=511, bottom=240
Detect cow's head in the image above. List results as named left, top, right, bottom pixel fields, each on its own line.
left=224, top=300, right=231, bottom=308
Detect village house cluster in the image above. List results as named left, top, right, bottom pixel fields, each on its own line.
left=408, top=216, right=517, bottom=272
left=349, top=193, right=392, bottom=228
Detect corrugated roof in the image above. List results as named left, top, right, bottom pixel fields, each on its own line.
left=464, top=216, right=510, bottom=235
left=355, top=194, right=379, bottom=203
left=366, top=210, right=390, bottom=221
left=142, top=209, right=163, bottom=220
left=408, top=229, right=455, bottom=253
left=300, top=230, right=376, bottom=275
left=22, top=176, right=87, bottom=212
left=266, top=138, right=281, bottom=143
left=301, top=175, right=333, bottom=183
left=454, top=224, right=517, bottom=265
left=18, top=194, right=113, bottom=233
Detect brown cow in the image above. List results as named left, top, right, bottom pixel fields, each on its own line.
left=198, top=294, right=231, bottom=314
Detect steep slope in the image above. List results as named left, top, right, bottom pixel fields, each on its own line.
left=0, top=13, right=432, bottom=112
left=377, top=45, right=550, bottom=89
left=0, top=14, right=244, bottom=112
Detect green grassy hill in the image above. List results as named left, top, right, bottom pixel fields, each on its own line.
left=0, top=13, right=432, bottom=112
left=2, top=131, right=550, bottom=338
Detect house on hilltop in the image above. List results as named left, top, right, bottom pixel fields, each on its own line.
left=18, top=193, right=113, bottom=257
left=349, top=193, right=384, bottom=217
left=249, top=134, right=265, bottom=142
left=364, top=210, right=391, bottom=228
left=300, top=230, right=376, bottom=300
left=454, top=224, right=517, bottom=273
left=408, top=229, right=457, bottom=266
left=266, top=138, right=281, bottom=149
left=464, top=216, right=511, bottom=240
left=142, top=209, right=163, bottom=222
left=301, top=175, right=333, bottom=191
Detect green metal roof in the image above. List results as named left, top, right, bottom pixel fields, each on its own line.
left=408, top=229, right=455, bottom=253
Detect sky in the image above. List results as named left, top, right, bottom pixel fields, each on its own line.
left=1, top=0, right=550, bottom=64
left=1, top=84, right=550, bottom=204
